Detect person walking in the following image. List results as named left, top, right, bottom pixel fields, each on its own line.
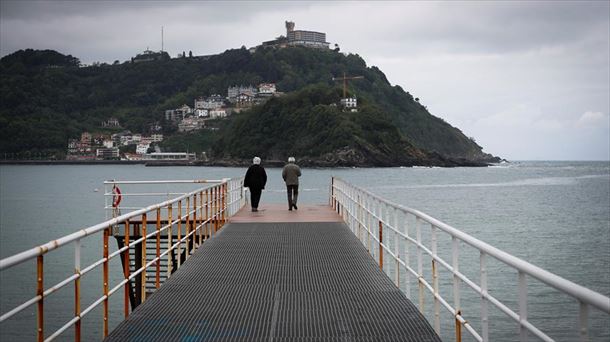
left=282, top=156, right=301, bottom=211
left=244, top=156, right=267, bottom=212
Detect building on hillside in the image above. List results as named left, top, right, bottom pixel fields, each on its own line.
left=195, top=95, right=224, bottom=110
left=260, top=21, right=329, bottom=49
left=80, top=132, right=92, bottom=147
left=111, top=131, right=132, bottom=146
left=195, top=109, right=209, bottom=117
left=136, top=143, right=150, bottom=155
left=165, top=105, right=192, bottom=122
left=103, top=140, right=114, bottom=148
left=286, top=21, right=329, bottom=49
left=258, top=83, right=277, bottom=96
left=227, top=85, right=258, bottom=103
left=340, top=97, right=358, bottom=112
left=209, top=109, right=228, bottom=119
left=178, top=117, right=205, bottom=132
left=102, top=117, right=120, bottom=128
left=96, top=147, right=120, bottom=159
left=131, top=49, right=170, bottom=63
left=236, top=93, right=255, bottom=107
left=150, top=134, right=164, bottom=142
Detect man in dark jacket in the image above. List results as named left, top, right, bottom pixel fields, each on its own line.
left=244, top=156, right=267, bottom=212
left=282, top=156, right=301, bottom=211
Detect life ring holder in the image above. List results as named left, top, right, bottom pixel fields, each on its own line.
left=112, top=185, right=122, bottom=208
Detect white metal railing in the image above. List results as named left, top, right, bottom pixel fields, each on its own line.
left=103, top=179, right=241, bottom=215
left=0, top=177, right=245, bottom=342
left=330, top=177, right=610, bottom=342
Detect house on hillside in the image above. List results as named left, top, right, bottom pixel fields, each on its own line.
left=131, top=49, right=170, bottom=63
left=209, top=109, right=228, bottom=119
left=258, top=83, right=277, bottom=96
left=227, top=85, right=258, bottom=103
left=102, top=117, right=120, bottom=128
left=178, top=117, right=205, bottom=132
left=340, top=97, right=358, bottom=112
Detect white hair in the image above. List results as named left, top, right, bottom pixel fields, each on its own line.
left=288, top=157, right=295, bottom=163
left=253, top=157, right=261, bottom=165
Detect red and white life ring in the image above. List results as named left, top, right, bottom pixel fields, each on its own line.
left=112, top=185, right=122, bottom=208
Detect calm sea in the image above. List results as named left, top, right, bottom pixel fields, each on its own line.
left=0, top=161, right=608, bottom=341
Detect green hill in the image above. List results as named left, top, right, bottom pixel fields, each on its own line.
left=0, top=47, right=499, bottom=165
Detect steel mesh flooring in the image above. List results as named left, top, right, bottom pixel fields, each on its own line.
left=104, top=222, right=441, bottom=341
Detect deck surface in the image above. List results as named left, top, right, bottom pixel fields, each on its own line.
left=104, top=205, right=441, bottom=341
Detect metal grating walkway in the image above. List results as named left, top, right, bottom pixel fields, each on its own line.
left=104, top=220, right=441, bottom=341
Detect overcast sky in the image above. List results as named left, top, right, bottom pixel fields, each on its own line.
left=1, top=1, right=608, bottom=160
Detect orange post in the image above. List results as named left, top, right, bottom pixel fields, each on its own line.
left=198, top=191, right=203, bottom=245
left=103, top=227, right=109, bottom=337
left=205, top=189, right=209, bottom=239
left=141, top=213, right=147, bottom=302
left=177, top=201, right=182, bottom=267
left=186, top=196, right=191, bottom=257
left=222, top=183, right=227, bottom=226
left=123, top=219, right=130, bottom=318
left=193, top=193, right=198, bottom=246
left=214, top=187, right=219, bottom=233
left=37, top=255, right=44, bottom=342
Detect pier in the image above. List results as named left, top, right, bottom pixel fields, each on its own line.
left=105, top=204, right=440, bottom=341
left=1, top=177, right=608, bottom=341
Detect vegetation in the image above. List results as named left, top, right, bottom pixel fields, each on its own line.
left=0, top=47, right=497, bottom=164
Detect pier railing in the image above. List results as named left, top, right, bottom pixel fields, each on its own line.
left=0, top=177, right=245, bottom=342
left=330, top=177, right=610, bottom=342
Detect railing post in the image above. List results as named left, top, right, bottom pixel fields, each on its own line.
left=366, top=196, right=371, bottom=253
left=222, top=182, right=227, bottom=225
left=416, top=217, right=424, bottom=314
left=431, top=225, right=440, bottom=333
left=378, top=203, right=383, bottom=270
left=186, top=196, right=191, bottom=258
left=37, top=255, right=44, bottom=342
left=393, top=207, right=400, bottom=287
left=141, top=213, right=147, bottom=303
left=198, top=191, right=203, bottom=245
left=124, top=219, right=131, bottom=317
left=205, top=189, right=209, bottom=239
left=155, top=208, right=161, bottom=289
left=519, top=271, right=528, bottom=342
left=579, top=301, right=589, bottom=342
left=103, top=226, right=109, bottom=337
left=167, top=206, right=172, bottom=278
left=74, top=240, right=81, bottom=342
left=214, top=187, right=219, bottom=233
left=480, top=251, right=489, bottom=342
left=452, top=236, right=461, bottom=342
left=404, top=213, right=411, bottom=299
left=177, top=201, right=182, bottom=267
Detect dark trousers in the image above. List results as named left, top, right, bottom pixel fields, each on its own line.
left=286, top=184, right=298, bottom=208
left=250, top=188, right=262, bottom=209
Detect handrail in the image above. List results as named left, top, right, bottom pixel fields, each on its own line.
left=330, top=176, right=609, bottom=342
left=0, top=177, right=246, bottom=341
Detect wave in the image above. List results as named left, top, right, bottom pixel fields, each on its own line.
left=369, top=174, right=608, bottom=190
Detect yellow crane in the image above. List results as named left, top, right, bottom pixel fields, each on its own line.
left=332, top=72, right=364, bottom=98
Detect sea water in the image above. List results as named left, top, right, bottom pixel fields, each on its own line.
left=0, top=161, right=608, bottom=341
